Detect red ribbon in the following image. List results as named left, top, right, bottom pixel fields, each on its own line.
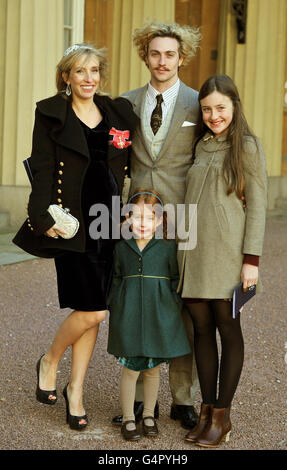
left=109, top=127, right=131, bottom=149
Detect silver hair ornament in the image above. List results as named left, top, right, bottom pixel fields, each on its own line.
left=63, top=44, right=94, bottom=57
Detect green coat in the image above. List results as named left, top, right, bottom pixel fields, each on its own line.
left=177, top=133, right=268, bottom=299
left=107, top=238, right=191, bottom=358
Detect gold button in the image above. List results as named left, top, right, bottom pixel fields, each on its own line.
left=30, top=227, right=34, bottom=231
left=58, top=204, right=63, bottom=208
left=28, top=223, right=31, bottom=227
left=58, top=189, right=62, bottom=194
left=124, top=166, right=128, bottom=170
left=60, top=162, right=64, bottom=167
left=58, top=180, right=62, bottom=184
left=57, top=198, right=62, bottom=203
left=58, top=170, right=63, bottom=175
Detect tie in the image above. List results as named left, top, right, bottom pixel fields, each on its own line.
left=150, top=94, right=163, bottom=135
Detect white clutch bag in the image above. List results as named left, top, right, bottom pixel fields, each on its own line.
left=47, top=205, right=79, bottom=239
left=122, top=176, right=131, bottom=205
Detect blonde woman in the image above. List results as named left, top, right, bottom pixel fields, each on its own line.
left=14, top=44, right=137, bottom=430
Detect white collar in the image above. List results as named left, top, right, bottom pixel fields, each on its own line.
left=147, top=79, right=180, bottom=105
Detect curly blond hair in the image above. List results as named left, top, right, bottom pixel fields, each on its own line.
left=56, top=43, right=109, bottom=98
left=133, top=21, right=201, bottom=66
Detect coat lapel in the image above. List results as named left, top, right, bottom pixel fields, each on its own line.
left=53, top=105, right=90, bottom=158
left=94, top=94, right=137, bottom=162
left=155, top=81, right=191, bottom=162
left=123, top=238, right=142, bottom=256
left=124, top=236, right=160, bottom=256
left=125, top=85, right=147, bottom=119
left=37, top=94, right=90, bottom=159
left=142, top=237, right=161, bottom=253
left=126, top=85, right=152, bottom=158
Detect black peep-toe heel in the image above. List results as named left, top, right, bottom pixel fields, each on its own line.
left=36, top=354, right=57, bottom=405
left=63, top=384, right=88, bottom=431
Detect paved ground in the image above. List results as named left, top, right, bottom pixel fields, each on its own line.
left=0, top=215, right=286, bottom=451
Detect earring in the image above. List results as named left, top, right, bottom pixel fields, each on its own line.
left=65, top=84, right=71, bottom=96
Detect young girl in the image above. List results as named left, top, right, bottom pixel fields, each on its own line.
left=178, top=74, right=267, bottom=447
left=108, top=190, right=191, bottom=441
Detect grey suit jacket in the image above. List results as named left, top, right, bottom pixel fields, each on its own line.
left=122, top=81, right=199, bottom=206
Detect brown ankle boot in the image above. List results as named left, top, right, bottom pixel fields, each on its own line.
left=185, top=403, right=213, bottom=442
left=195, top=406, right=231, bottom=448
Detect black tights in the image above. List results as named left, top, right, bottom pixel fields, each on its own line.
left=186, top=300, right=244, bottom=408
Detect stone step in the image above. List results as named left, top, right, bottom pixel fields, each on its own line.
left=275, top=198, right=287, bottom=211
left=0, top=212, right=10, bottom=229
left=0, top=231, right=36, bottom=266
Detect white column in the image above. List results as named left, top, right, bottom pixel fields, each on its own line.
left=71, top=0, right=85, bottom=44
left=0, top=0, right=65, bottom=225
left=217, top=0, right=286, bottom=178
left=0, top=0, right=64, bottom=187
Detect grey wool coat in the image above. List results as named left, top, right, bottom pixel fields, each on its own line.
left=107, top=238, right=191, bottom=358
left=177, top=133, right=268, bottom=299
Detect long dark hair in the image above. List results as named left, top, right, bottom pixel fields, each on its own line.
left=194, top=74, right=256, bottom=198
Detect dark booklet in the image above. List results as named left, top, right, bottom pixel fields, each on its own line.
left=232, top=282, right=256, bottom=319
left=23, top=157, right=33, bottom=184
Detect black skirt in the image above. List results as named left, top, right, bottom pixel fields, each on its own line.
left=54, top=247, right=114, bottom=311
left=54, top=116, right=117, bottom=312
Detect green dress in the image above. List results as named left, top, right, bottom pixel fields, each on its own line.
left=107, top=238, right=191, bottom=371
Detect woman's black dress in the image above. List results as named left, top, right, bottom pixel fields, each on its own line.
left=54, top=115, right=118, bottom=311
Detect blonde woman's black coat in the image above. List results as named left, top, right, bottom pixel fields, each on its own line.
left=13, top=93, right=138, bottom=258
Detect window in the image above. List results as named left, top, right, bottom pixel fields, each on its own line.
left=64, top=0, right=85, bottom=51
left=64, top=0, right=73, bottom=50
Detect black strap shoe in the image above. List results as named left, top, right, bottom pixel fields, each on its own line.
left=170, top=404, right=198, bottom=430
left=112, top=401, right=159, bottom=426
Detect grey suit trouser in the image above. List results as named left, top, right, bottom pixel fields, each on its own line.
left=135, top=304, right=199, bottom=405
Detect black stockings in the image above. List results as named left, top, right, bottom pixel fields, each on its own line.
left=186, top=300, right=244, bottom=408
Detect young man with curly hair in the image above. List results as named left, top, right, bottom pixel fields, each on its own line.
left=111, top=22, right=202, bottom=432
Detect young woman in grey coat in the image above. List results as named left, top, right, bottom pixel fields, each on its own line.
left=177, top=75, right=267, bottom=447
